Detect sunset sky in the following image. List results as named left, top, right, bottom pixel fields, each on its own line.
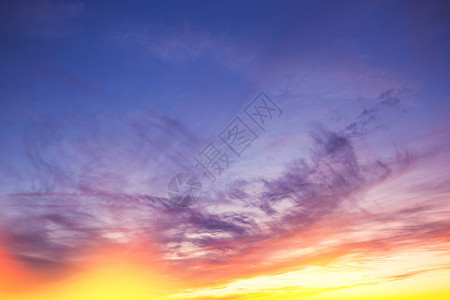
left=1, top=0, right=450, bottom=299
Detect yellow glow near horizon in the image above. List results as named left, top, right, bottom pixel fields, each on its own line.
left=0, top=244, right=176, bottom=300
left=0, top=262, right=173, bottom=300
left=170, top=249, right=450, bottom=300
left=1, top=239, right=450, bottom=300
left=1, top=248, right=450, bottom=300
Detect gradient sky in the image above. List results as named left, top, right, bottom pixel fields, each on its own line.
left=1, top=0, right=450, bottom=299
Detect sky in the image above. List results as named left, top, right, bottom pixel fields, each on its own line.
left=0, top=0, right=450, bottom=299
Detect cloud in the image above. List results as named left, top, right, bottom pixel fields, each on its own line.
left=111, top=24, right=214, bottom=62
left=170, top=249, right=450, bottom=299
left=0, top=121, right=397, bottom=272
left=0, top=105, right=203, bottom=197
left=0, top=86, right=449, bottom=293
left=344, top=87, right=413, bottom=137
left=110, top=23, right=259, bottom=71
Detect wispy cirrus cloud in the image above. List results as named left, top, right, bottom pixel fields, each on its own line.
left=170, top=249, right=450, bottom=299
left=109, top=23, right=259, bottom=71
left=2, top=87, right=447, bottom=283
left=0, top=77, right=449, bottom=300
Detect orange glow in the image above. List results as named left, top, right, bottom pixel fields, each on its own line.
left=0, top=242, right=178, bottom=300
left=2, top=238, right=450, bottom=300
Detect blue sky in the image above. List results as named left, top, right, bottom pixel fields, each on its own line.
left=1, top=0, right=449, bottom=195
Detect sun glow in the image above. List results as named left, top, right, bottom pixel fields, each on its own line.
left=0, top=244, right=176, bottom=300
